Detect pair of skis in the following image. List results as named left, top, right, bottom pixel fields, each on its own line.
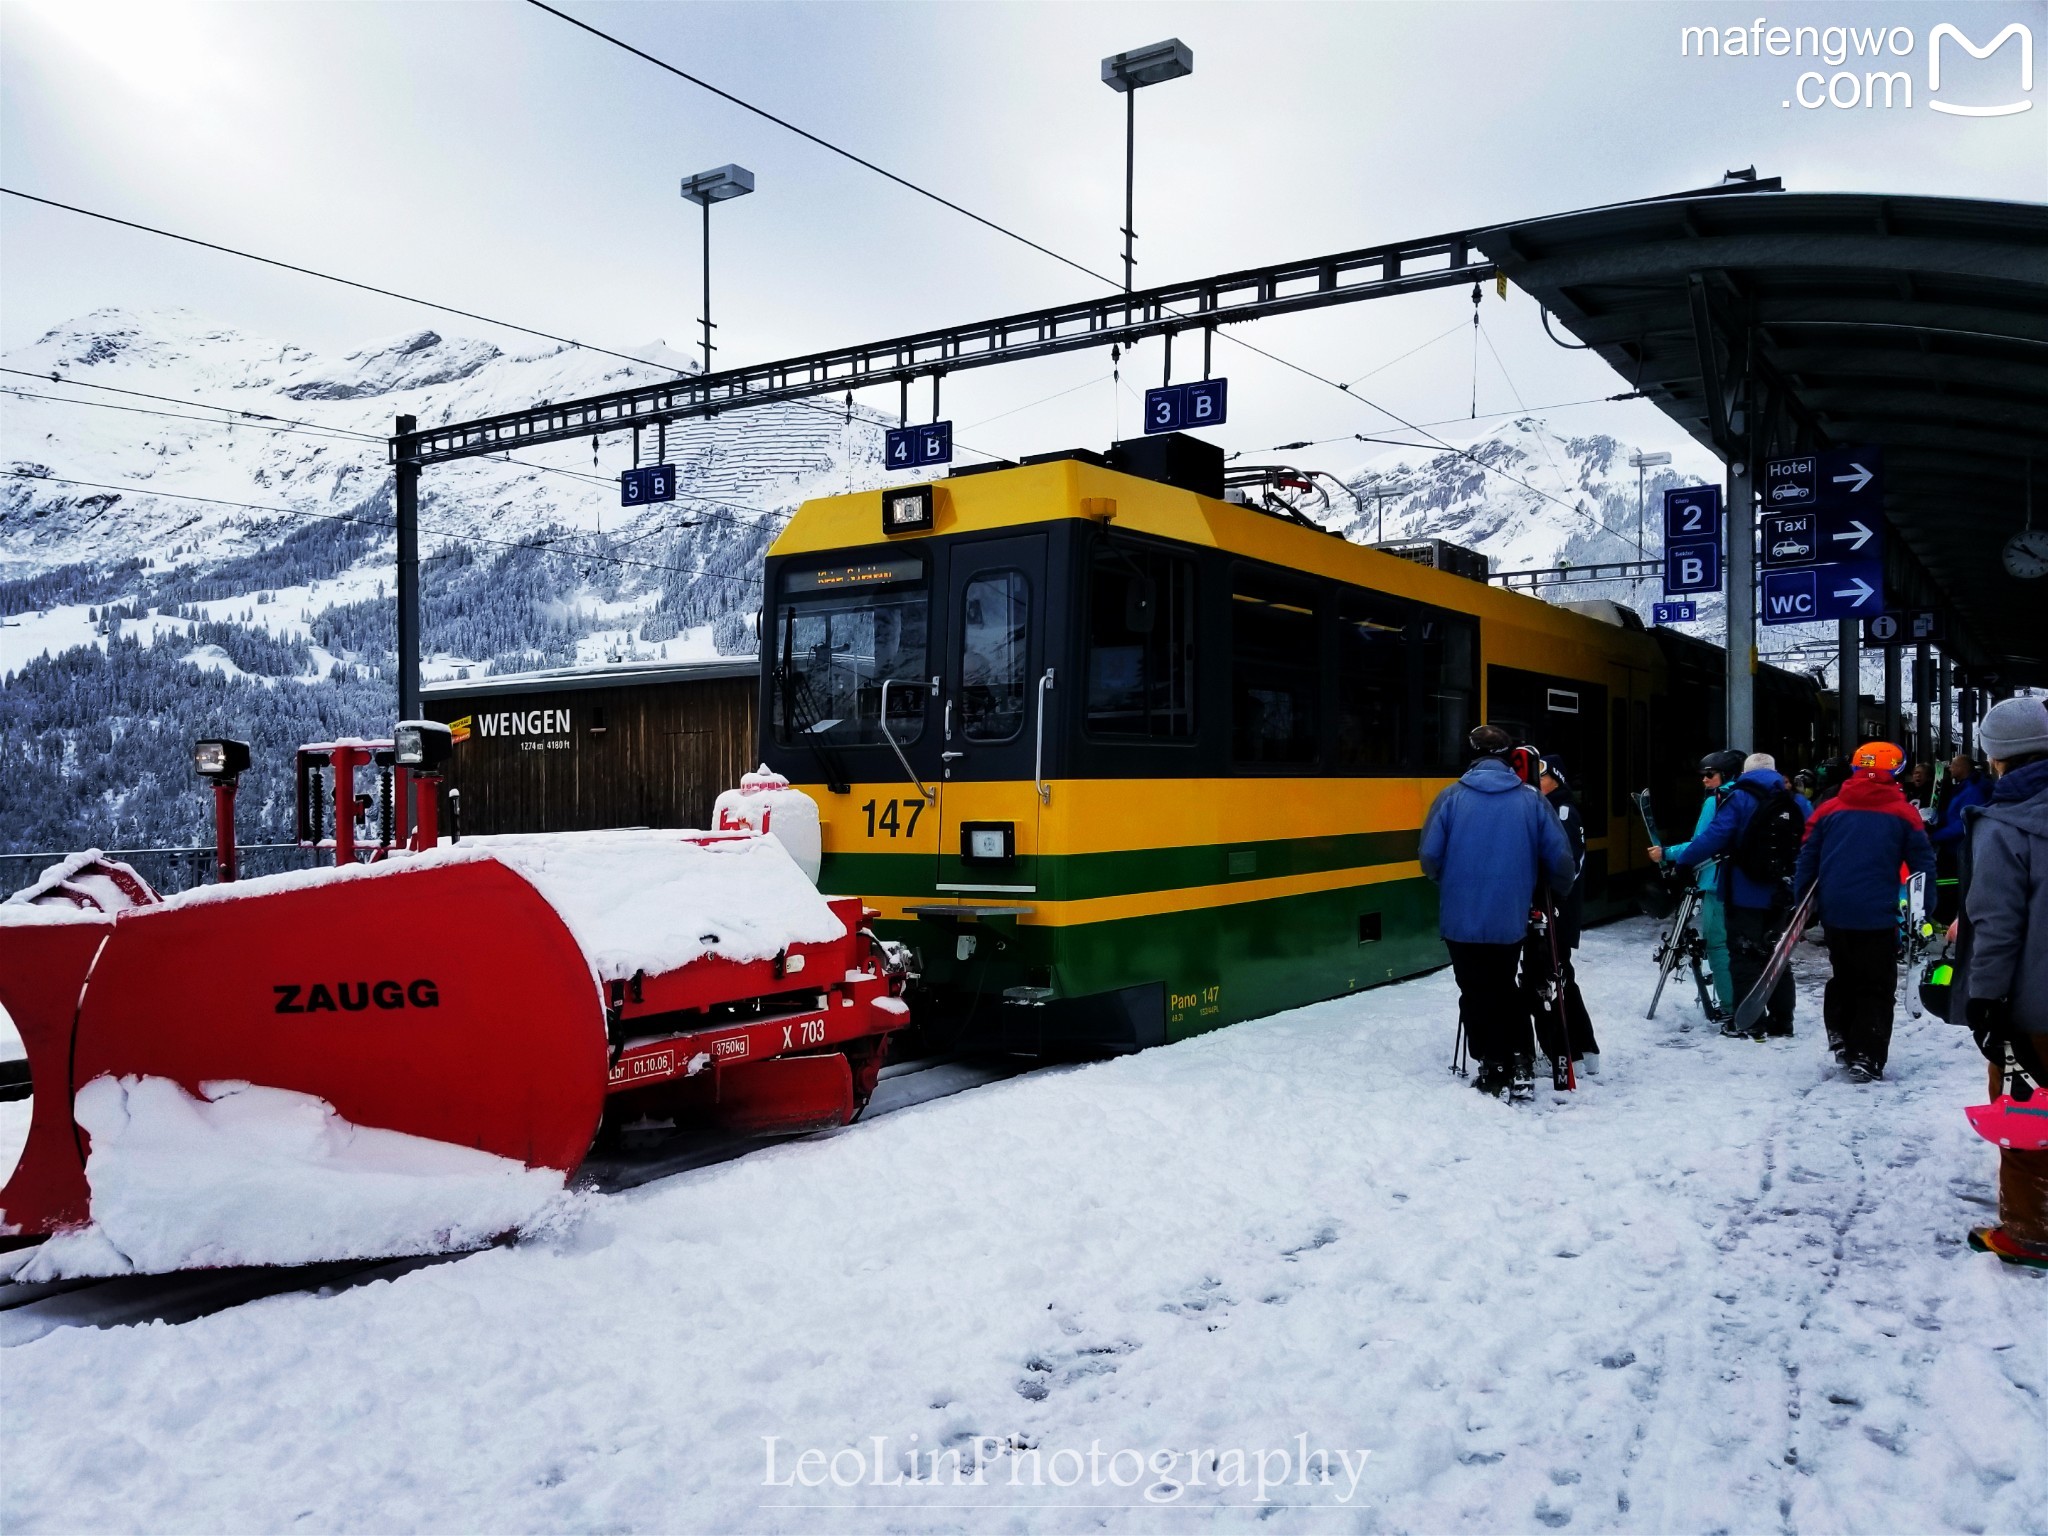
left=1634, top=789, right=1724, bottom=1026
left=1727, top=871, right=1933, bottom=1036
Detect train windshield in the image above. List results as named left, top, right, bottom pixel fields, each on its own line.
left=772, top=557, right=930, bottom=747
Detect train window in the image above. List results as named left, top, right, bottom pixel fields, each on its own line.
left=1417, top=613, right=1478, bottom=776
left=960, top=570, right=1028, bottom=741
left=771, top=560, right=930, bottom=747
left=1085, top=544, right=1196, bottom=739
left=1611, top=698, right=1629, bottom=815
left=1335, top=589, right=1409, bottom=770
left=1231, top=568, right=1321, bottom=766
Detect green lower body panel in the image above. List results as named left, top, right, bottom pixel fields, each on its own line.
left=869, top=875, right=1448, bottom=1051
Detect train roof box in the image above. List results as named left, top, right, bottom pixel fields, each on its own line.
left=1104, top=433, right=1225, bottom=499
left=1370, top=537, right=1492, bottom=583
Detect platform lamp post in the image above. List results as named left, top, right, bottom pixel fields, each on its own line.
left=1100, top=40, right=1193, bottom=297
left=1627, top=450, right=1671, bottom=559
left=680, top=164, right=755, bottom=377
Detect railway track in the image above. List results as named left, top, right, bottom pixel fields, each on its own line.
left=0, top=1051, right=1037, bottom=1345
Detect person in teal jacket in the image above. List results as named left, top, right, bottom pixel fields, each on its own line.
left=1663, top=750, right=1744, bottom=1016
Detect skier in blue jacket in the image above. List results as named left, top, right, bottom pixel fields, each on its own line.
left=1663, top=749, right=1746, bottom=1018
left=1651, top=754, right=1809, bottom=1038
left=1420, top=724, right=1576, bottom=1100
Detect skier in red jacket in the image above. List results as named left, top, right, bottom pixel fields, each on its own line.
left=1792, top=740, right=1936, bottom=1080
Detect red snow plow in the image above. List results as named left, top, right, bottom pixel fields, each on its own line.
left=0, top=739, right=909, bottom=1269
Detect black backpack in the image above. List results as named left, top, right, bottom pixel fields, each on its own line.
left=1733, top=781, right=1807, bottom=886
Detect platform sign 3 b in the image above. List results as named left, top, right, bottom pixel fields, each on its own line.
left=620, top=464, right=676, bottom=506
left=885, top=421, right=953, bottom=469
left=1653, top=601, right=1697, bottom=625
left=1143, top=378, right=1228, bottom=434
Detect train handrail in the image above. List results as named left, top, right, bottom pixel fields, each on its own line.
left=1035, top=668, right=1056, bottom=806
left=879, top=676, right=939, bottom=804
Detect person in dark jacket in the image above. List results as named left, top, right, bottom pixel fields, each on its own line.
left=1792, top=740, right=1936, bottom=1080
left=1929, top=753, right=1988, bottom=924
left=1950, top=696, right=2048, bottom=1266
left=1420, top=724, right=1576, bottom=1100
left=1650, top=756, right=1804, bottom=1038
left=1533, top=756, right=1600, bottom=1075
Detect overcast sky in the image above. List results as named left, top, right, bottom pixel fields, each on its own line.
left=3, top=0, right=2043, bottom=474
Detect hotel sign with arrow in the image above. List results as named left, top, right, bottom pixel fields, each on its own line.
left=1759, top=446, right=1885, bottom=625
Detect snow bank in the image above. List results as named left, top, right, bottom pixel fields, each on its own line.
left=481, top=830, right=843, bottom=977
left=17, top=1076, right=565, bottom=1281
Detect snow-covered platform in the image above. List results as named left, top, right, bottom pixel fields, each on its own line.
left=2, top=918, right=2040, bottom=1532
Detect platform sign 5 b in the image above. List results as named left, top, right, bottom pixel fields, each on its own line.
left=1662, top=485, right=1722, bottom=596
left=620, top=464, right=676, bottom=506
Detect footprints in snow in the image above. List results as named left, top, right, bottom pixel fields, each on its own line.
left=1012, top=1224, right=1342, bottom=1401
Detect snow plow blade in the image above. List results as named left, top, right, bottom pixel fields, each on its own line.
left=1, top=857, right=610, bottom=1257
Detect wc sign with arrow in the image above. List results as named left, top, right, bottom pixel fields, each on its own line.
left=1759, top=445, right=1885, bottom=625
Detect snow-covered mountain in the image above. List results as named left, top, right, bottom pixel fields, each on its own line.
left=0, top=308, right=1759, bottom=859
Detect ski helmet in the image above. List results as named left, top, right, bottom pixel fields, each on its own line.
left=1919, top=948, right=1954, bottom=1021
left=1699, top=749, right=1745, bottom=783
left=1852, top=740, right=1906, bottom=777
left=1508, top=745, right=1541, bottom=784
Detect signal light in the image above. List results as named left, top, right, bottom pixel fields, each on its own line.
left=394, top=720, right=454, bottom=771
left=883, top=486, right=935, bottom=535
left=193, top=738, right=251, bottom=782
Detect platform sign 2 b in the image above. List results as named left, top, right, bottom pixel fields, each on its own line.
left=1143, top=377, right=1228, bottom=434
left=1662, top=485, right=1722, bottom=596
left=620, top=464, right=676, bottom=506
left=885, top=421, right=953, bottom=469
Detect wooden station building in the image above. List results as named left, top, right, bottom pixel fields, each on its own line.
left=421, top=658, right=759, bottom=836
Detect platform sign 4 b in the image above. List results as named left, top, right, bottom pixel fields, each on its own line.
left=885, top=421, right=953, bottom=469
left=1662, top=485, right=1722, bottom=596
left=1143, top=378, right=1228, bottom=434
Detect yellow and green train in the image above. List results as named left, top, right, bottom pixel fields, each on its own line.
left=758, top=437, right=1823, bottom=1050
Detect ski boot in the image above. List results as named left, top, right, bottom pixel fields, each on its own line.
left=1510, top=1055, right=1537, bottom=1105
left=1472, top=1059, right=1512, bottom=1099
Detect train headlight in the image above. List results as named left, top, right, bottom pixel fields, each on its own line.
left=192, top=738, right=251, bottom=781
left=394, top=720, right=454, bottom=771
left=883, top=486, right=934, bottom=535
left=960, top=822, right=1015, bottom=866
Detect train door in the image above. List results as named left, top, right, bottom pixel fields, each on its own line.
left=935, top=534, right=1048, bottom=899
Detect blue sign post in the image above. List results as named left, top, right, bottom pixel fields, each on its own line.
left=1662, top=485, right=1722, bottom=597
left=1143, top=378, right=1228, bottom=434
left=885, top=421, right=953, bottom=470
left=1760, top=446, right=1883, bottom=624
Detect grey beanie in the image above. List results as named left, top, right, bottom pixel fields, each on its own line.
left=1978, top=696, right=2048, bottom=761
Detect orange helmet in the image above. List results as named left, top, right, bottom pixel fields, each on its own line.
left=1851, top=740, right=1905, bottom=777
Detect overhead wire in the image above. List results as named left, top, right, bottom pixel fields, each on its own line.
left=518, top=3, right=1644, bottom=532
left=523, top=0, right=1121, bottom=291
left=1, top=372, right=794, bottom=533
left=2, top=469, right=767, bottom=590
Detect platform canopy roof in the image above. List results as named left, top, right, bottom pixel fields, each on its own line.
left=1476, top=183, right=2048, bottom=686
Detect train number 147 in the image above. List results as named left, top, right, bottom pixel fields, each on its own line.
left=860, top=798, right=925, bottom=839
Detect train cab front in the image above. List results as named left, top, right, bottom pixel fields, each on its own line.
left=756, top=449, right=1214, bottom=1056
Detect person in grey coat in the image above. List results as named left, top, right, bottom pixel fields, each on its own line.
left=1950, top=695, right=2048, bottom=1266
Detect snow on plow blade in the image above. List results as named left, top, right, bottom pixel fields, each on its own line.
left=0, top=831, right=908, bottom=1276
